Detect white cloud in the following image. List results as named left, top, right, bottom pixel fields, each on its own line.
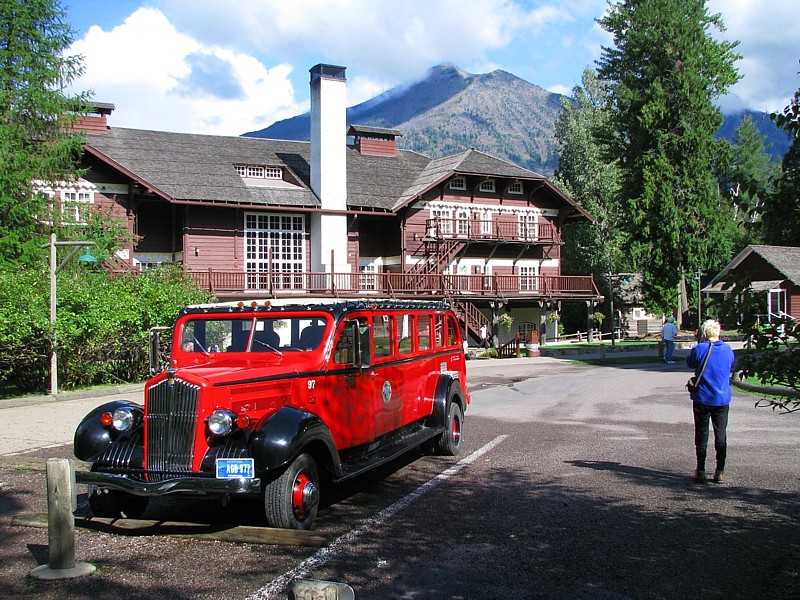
left=69, top=7, right=305, bottom=135
left=708, top=0, right=800, bottom=112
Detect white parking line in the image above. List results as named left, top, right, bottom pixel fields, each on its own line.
left=245, top=434, right=509, bottom=600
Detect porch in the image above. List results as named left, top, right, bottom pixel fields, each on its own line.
left=188, top=269, right=601, bottom=301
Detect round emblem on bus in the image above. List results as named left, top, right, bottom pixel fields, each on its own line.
left=382, top=380, right=392, bottom=404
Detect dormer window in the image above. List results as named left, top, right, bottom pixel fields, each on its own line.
left=479, top=179, right=496, bottom=193
left=450, top=176, right=466, bottom=191
left=508, top=181, right=523, bottom=194
left=235, top=165, right=283, bottom=179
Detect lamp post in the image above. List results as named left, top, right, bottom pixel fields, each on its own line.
left=42, top=233, right=96, bottom=396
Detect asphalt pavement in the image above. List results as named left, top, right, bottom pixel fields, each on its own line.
left=0, top=346, right=680, bottom=458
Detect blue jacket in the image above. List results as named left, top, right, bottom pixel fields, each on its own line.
left=685, top=340, right=735, bottom=406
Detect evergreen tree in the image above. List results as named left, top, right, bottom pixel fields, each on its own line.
left=0, top=0, right=90, bottom=267
left=718, top=115, right=779, bottom=248
left=763, top=71, right=800, bottom=246
left=554, top=68, right=625, bottom=278
left=597, top=0, right=741, bottom=320
left=761, top=138, right=800, bottom=246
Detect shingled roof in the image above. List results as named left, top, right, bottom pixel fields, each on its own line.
left=706, top=245, right=800, bottom=291
left=84, top=127, right=588, bottom=218
left=85, top=128, right=320, bottom=208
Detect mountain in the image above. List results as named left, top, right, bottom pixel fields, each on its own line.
left=244, top=64, right=565, bottom=174
left=718, top=110, right=793, bottom=164
left=244, top=64, right=792, bottom=176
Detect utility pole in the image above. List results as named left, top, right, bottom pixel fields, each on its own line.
left=41, top=234, right=96, bottom=396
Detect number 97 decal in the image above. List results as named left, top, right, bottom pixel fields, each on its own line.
left=307, top=379, right=316, bottom=390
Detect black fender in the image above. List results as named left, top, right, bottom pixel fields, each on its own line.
left=427, top=375, right=466, bottom=430
left=73, top=400, right=144, bottom=462
left=248, top=406, right=341, bottom=478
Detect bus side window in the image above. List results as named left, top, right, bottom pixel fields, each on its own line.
left=373, top=314, right=393, bottom=358
left=418, top=314, right=431, bottom=350
left=398, top=314, right=413, bottom=355
left=333, top=321, right=355, bottom=364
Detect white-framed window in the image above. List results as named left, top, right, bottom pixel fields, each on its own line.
left=61, top=190, right=93, bottom=223
left=455, top=208, right=470, bottom=236
left=450, top=176, right=466, bottom=190
left=519, top=265, right=538, bottom=291
left=430, top=207, right=453, bottom=235
left=34, top=182, right=95, bottom=225
left=518, top=212, right=537, bottom=240
left=479, top=179, right=495, bottom=193
left=245, top=213, right=305, bottom=290
left=508, top=181, right=523, bottom=194
left=236, top=165, right=283, bottom=179
left=359, top=264, right=377, bottom=290
left=480, top=209, right=493, bottom=236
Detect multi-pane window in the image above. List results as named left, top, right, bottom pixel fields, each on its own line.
left=455, top=208, right=470, bottom=236
left=449, top=176, right=466, bottom=190
left=519, top=265, right=538, bottom=291
left=359, top=264, right=377, bottom=290
left=479, top=179, right=495, bottom=193
left=508, top=181, right=523, bottom=194
left=236, top=165, right=283, bottom=179
left=480, top=209, right=493, bottom=236
left=245, top=213, right=304, bottom=290
left=518, top=212, right=537, bottom=240
left=61, top=190, right=92, bottom=223
left=430, top=207, right=453, bottom=235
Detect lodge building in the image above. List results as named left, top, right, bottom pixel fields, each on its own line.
left=39, top=64, right=603, bottom=347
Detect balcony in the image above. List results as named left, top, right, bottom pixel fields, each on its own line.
left=189, top=269, right=601, bottom=300
left=424, top=218, right=561, bottom=243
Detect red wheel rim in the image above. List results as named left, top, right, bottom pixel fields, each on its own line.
left=451, top=415, right=461, bottom=444
left=292, top=472, right=313, bottom=520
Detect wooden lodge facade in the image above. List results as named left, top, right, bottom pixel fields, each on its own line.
left=47, top=65, right=602, bottom=346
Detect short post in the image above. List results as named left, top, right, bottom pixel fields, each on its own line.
left=29, top=458, right=96, bottom=580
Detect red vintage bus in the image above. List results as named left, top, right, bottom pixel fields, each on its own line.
left=74, top=299, right=470, bottom=530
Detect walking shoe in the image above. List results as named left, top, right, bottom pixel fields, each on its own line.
left=667, top=360, right=675, bottom=364
left=713, top=470, right=725, bottom=484
left=694, top=469, right=707, bottom=483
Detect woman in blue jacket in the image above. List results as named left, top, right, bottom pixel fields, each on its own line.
left=686, top=319, right=735, bottom=484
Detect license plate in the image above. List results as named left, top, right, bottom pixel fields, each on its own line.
left=215, top=458, right=255, bottom=479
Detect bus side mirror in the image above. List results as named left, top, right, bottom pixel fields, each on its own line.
left=148, top=326, right=172, bottom=375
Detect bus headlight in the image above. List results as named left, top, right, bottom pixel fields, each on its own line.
left=208, top=410, right=236, bottom=436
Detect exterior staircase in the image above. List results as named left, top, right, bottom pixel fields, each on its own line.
left=452, top=300, right=491, bottom=345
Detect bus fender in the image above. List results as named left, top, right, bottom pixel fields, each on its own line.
left=248, top=406, right=341, bottom=477
left=74, top=400, right=144, bottom=462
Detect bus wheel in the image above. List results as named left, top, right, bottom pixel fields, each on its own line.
left=436, top=402, right=463, bottom=456
left=264, top=453, right=320, bottom=530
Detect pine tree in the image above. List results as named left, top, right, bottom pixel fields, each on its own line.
left=0, top=0, right=90, bottom=267
left=597, top=0, right=741, bottom=319
left=717, top=115, right=780, bottom=248
left=761, top=138, right=800, bottom=246
left=554, top=68, right=625, bottom=276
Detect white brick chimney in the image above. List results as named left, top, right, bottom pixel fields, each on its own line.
left=309, top=64, right=349, bottom=273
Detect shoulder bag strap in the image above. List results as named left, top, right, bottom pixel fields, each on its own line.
left=695, top=342, right=713, bottom=385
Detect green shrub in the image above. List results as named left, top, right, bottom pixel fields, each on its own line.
left=0, top=265, right=212, bottom=393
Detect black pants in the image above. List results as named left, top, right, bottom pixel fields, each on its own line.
left=693, top=402, right=729, bottom=471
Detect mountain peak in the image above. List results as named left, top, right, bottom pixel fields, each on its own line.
left=243, top=63, right=566, bottom=173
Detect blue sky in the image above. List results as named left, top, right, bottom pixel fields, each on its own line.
left=63, top=0, right=800, bottom=136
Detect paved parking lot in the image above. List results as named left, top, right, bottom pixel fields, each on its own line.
left=1, top=355, right=798, bottom=599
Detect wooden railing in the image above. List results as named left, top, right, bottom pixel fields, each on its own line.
left=424, top=217, right=560, bottom=243
left=189, top=269, right=601, bottom=299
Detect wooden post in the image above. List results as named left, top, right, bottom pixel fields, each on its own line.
left=29, top=458, right=95, bottom=580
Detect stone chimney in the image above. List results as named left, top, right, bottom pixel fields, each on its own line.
left=309, top=64, right=349, bottom=273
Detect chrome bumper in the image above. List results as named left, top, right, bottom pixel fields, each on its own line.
left=76, top=470, right=262, bottom=497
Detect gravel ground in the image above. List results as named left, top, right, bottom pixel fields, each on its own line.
left=2, top=357, right=799, bottom=599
